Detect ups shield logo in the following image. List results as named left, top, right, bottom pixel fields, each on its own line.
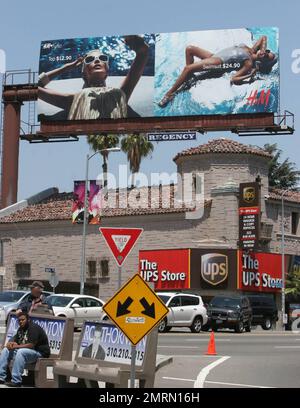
left=201, top=253, right=228, bottom=286
left=243, top=187, right=255, bottom=203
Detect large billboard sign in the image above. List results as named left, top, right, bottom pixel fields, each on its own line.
left=38, top=27, right=279, bottom=122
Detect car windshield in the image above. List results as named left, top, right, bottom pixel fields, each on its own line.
left=46, top=296, right=73, bottom=307
left=158, top=295, right=171, bottom=304
left=0, top=291, right=25, bottom=302
left=210, top=297, right=241, bottom=308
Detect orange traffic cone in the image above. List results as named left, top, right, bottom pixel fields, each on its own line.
left=205, top=331, right=217, bottom=355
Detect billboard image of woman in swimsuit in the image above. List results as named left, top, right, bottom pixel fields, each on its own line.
left=154, top=27, right=279, bottom=116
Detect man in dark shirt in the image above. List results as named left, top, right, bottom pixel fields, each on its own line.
left=16, top=281, right=49, bottom=315
left=0, top=312, right=50, bottom=387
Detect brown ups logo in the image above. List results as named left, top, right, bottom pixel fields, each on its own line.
left=243, top=187, right=255, bottom=203
left=201, top=253, right=228, bottom=286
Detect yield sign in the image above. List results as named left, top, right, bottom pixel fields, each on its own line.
left=99, top=227, right=143, bottom=266
left=103, top=274, right=169, bottom=345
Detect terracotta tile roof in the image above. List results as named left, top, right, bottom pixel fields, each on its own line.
left=0, top=186, right=212, bottom=224
left=174, top=138, right=272, bottom=161
left=268, top=188, right=300, bottom=204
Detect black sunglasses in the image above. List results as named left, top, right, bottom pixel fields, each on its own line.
left=84, top=54, right=109, bottom=64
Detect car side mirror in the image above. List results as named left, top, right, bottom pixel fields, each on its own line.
left=72, top=303, right=81, bottom=308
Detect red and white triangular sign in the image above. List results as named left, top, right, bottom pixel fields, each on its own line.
left=99, top=227, right=143, bottom=266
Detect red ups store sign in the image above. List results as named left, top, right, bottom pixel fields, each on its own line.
left=139, top=248, right=237, bottom=290
left=237, top=250, right=286, bottom=292
left=139, top=249, right=190, bottom=290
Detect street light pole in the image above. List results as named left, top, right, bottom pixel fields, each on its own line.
left=281, top=189, right=289, bottom=330
left=79, top=147, right=120, bottom=295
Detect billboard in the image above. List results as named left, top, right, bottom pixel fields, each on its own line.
left=38, top=27, right=279, bottom=121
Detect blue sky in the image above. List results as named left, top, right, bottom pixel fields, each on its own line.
left=0, top=0, right=299, bottom=199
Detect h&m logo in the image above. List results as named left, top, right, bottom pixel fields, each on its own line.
left=243, top=187, right=255, bottom=203
left=201, top=253, right=228, bottom=286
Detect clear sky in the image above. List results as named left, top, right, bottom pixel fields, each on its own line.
left=0, top=0, right=299, bottom=200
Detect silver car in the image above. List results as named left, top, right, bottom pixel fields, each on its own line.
left=157, top=292, right=208, bottom=333
left=45, top=294, right=104, bottom=329
left=0, top=290, right=52, bottom=323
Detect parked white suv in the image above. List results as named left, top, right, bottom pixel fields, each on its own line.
left=156, top=292, right=208, bottom=333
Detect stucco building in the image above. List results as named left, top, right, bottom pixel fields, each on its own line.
left=0, top=138, right=299, bottom=308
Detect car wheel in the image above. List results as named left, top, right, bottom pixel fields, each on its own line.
left=190, top=316, right=203, bottom=333
left=102, top=315, right=109, bottom=321
left=158, top=318, right=168, bottom=333
left=245, top=320, right=251, bottom=332
left=262, top=317, right=272, bottom=330
left=235, top=321, right=244, bottom=333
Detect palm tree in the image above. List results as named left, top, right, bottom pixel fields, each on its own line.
left=264, top=143, right=299, bottom=190
left=87, top=134, right=119, bottom=187
left=121, top=133, right=154, bottom=187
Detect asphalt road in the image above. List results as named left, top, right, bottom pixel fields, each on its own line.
left=154, top=329, right=300, bottom=388
left=1, top=326, right=300, bottom=388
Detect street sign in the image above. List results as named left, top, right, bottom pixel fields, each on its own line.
left=49, top=274, right=59, bottom=288
left=99, top=228, right=143, bottom=267
left=103, top=274, right=169, bottom=345
left=45, top=267, right=56, bottom=273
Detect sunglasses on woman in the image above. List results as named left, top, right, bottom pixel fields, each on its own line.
left=84, top=54, right=109, bottom=64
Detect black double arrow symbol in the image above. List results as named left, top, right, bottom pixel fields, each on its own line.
left=116, top=296, right=156, bottom=319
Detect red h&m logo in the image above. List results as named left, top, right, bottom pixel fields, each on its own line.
left=246, top=89, right=271, bottom=107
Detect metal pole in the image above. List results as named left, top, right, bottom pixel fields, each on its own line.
left=118, top=266, right=122, bottom=290
left=130, top=345, right=136, bottom=388
left=281, top=191, right=287, bottom=330
left=80, top=153, right=89, bottom=295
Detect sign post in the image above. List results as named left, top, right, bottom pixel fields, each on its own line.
left=99, top=228, right=143, bottom=289
left=48, top=273, right=59, bottom=294
left=103, top=274, right=169, bottom=388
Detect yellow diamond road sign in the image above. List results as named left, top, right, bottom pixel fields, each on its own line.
left=103, top=274, right=169, bottom=345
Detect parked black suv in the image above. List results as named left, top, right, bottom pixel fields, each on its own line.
left=246, top=294, right=278, bottom=330
left=207, top=295, right=252, bottom=333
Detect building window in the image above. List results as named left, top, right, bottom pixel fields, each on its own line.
left=15, top=263, right=31, bottom=279
left=292, top=212, right=299, bottom=235
left=100, top=259, right=109, bottom=278
left=88, top=261, right=97, bottom=277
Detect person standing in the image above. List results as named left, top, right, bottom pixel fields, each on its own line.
left=0, top=312, right=50, bottom=387
left=16, top=281, right=48, bottom=315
